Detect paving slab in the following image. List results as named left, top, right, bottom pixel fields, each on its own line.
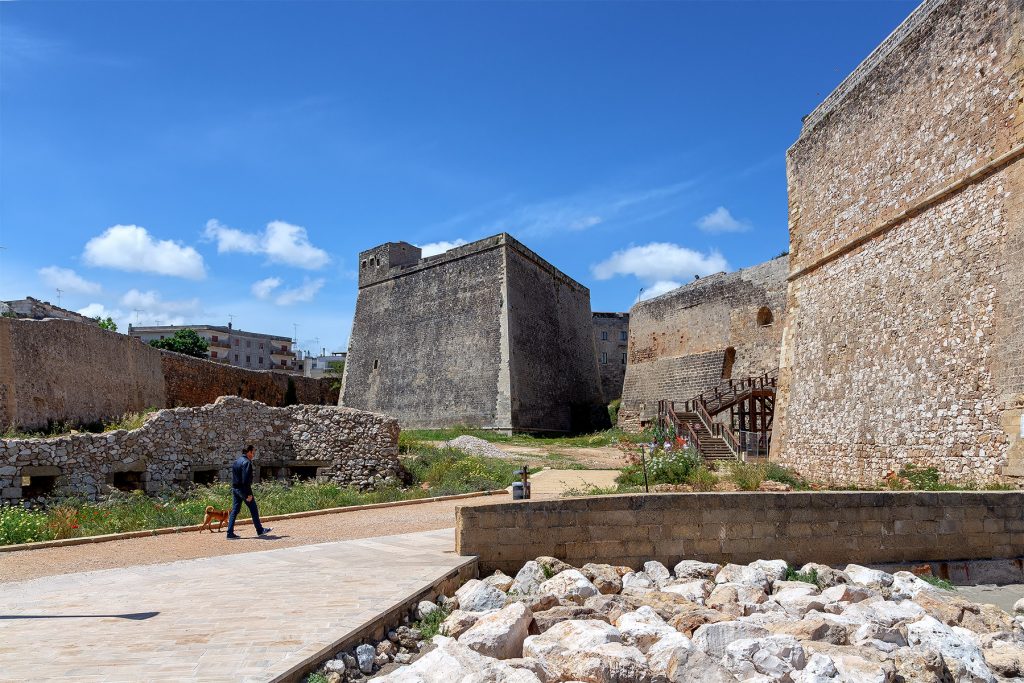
left=0, top=528, right=471, bottom=682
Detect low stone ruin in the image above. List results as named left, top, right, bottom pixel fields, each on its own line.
left=313, top=555, right=1024, bottom=682
left=0, top=396, right=402, bottom=502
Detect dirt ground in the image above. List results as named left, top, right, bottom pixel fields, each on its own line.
left=426, top=440, right=631, bottom=469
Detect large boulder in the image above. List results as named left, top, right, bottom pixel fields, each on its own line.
left=522, top=619, right=652, bottom=683
left=891, top=646, right=951, bottom=682
left=801, top=643, right=897, bottom=683
left=584, top=594, right=634, bottom=624
left=800, top=563, right=850, bottom=589
left=613, top=606, right=678, bottom=653
left=673, top=560, right=722, bottom=582
left=774, top=587, right=827, bottom=618
left=459, top=602, right=534, bottom=660
left=889, top=571, right=940, bottom=600
left=707, top=582, right=768, bottom=617
left=906, top=615, right=995, bottom=682
left=843, top=564, right=894, bottom=590
left=769, top=618, right=848, bottom=645
left=506, top=593, right=560, bottom=614
left=457, top=579, right=509, bottom=612
left=375, top=636, right=541, bottom=683
left=721, top=635, right=806, bottom=681
left=622, top=571, right=657, bottom=592
left=662, top=580, right=714, bottom=605
left=646, top=632, right=694, bottom=678
left=820, top=583, right=877, bottom=605
left=484, top=570, right=515, bottom=593
left=983, top=642, right=1024, bottom=678
left=669, top=606, right=733, bottom=637
left=692, top=621, right=770, bottom=659
left=533, top=606, right=609, bottom=633
left=665, top=647, right=739, bottom=682
left=442, top=609, right=494, bottom=638
left=582, top=563, right=624, bottom=595
left=511, top=562, right=548, bottom=596
left=539, top=569, right=600, bottom=605
left=841, top=596, right=926, bottom=627
left=622, top=590, right=702, bottom=621
left=749, top=559, right=789, bottom=587
left=643, top=561, right=673, bottom=587
left=715, top=564, right=771, bottom=592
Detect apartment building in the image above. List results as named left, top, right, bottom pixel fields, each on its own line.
left=129, top=322, right=300, bottom=373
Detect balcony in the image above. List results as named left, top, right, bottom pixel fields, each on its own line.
left=271, top=348, right=296, bottom=358
left=208, top=339, right=230, bottom=349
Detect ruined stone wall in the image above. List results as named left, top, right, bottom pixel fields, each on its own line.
left=618, top=257, right=788, bottom=431
left=0, top=318, right=336, bottom=431
left=341, top=237, right=508, bottom=429
left=341, top=233, right=606, bottom=432
left=593, top=313, right=629, bottom=402
left=773, top=0, right=1024, bottom=484
left=0, top=396, right=401, bottom=502
left=505, top=242, right=607, bottom=433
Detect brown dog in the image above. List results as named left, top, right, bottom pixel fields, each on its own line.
left=199, top=505, right=230, bottom=533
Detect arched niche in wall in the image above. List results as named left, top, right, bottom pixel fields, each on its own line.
left=722, top=347, right=736, bottom=379
left=757, top=307, right=774, bottom=327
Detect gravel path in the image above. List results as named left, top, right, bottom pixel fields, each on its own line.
left=0, top=493, right=508, bottom=583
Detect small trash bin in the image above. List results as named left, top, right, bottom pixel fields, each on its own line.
left=512, top=482, right=526, bottom=500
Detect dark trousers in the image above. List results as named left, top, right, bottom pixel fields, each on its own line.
left=227, top=488, right=265, bottom=535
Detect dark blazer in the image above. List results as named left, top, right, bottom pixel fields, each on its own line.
left=231, top=455, right=254, bottom=497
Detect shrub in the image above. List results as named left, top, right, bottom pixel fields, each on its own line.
left=607, top=399, right=621, bottom=426
left=618, top=448, right=701, bottom=487
left=729, top=462, right=765, bottom=491
left=0, top=504, right=51, bottom=545
left=897, top=464, right=942, bottom=490
left=919, top=574, right=955, bottom=591
left=403, top=444, right=522, bottom=495
left=687, top=466, right=718, bottom=492
left=414, top=603, right=452, bottom=639
left=784, top=566, right=819, bottom=585
left=763, top=463, right=808, bottom=490
left=103, top=408, right=156, bottom=432
left=47, top=505, right=80, bottom=540
left=305, top=673, right=329, bottom=683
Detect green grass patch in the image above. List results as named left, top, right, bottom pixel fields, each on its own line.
left=784, top=566, right=819, bottom=585
left=305, top=673, right=329, bottom=683
left=402, top=443, right=527, bottom=496
left=919, top=574, right=956, bottom=591
left=0, top=481, right=430, bottom=546
left=415, top=604, right=451, bottom=639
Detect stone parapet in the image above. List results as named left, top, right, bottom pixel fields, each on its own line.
left=456, top=492, right=1024, bottom=574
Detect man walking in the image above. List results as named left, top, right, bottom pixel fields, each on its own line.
left=226, top=445, right=272, bottom=539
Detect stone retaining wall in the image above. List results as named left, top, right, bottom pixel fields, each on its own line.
left=0, top=317, right=336, bottom=431
left=0, top=396, right=401, bottom=502
left=456, top=492, right=1024, bottom=574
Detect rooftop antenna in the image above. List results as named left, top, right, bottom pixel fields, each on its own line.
left=55, top=288, right=64, bottom=307
left=133, top=309, right=143, bottom=324
left=293, top=323, right=298, bottom=344
left=155, top=319, right=162, bottom=326
left=635, top=287, right=644, bottom=304
left=228, top=313, right=235, bottom=325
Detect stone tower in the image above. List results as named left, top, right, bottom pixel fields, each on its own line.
left=340, top=233, right=608, bottom=433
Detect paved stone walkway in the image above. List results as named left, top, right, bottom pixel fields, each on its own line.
left=0, top=529, right=471, bottom=682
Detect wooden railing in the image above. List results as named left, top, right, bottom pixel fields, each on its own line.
left=686, top=369, right=778, bottom=416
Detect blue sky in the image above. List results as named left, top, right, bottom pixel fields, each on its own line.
left=0, top=1, right=915, bottom=354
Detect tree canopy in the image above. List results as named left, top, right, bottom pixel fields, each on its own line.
left=148, top=329, right=209, bottom=358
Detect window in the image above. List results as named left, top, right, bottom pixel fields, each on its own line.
left=620, top=331, right=628, bottom=341
left=757, top=307, right=773, bottom=327
left=211, top=335, right=218, bottom=342
left=234, top=339, right=239, bottom=346
left=600, top=352, right=608, bottom=364
left=373, top=359, right=380, bottom=370
left=259, top=343, right=264, bottom=350
left=246, top=355, right=251, bottom=363
left=601, top=331, right=608, bottom=341
left=361, top=260, right=367, bottom=269
left=211, top=351, right=218, bottom=359
left=234, top=354, right=239, bottom=362
left=622, top=353, right=627, bottom=364
left=246, top=340, right=251, bottom=348
left=258, top=357, right=263, bottom=364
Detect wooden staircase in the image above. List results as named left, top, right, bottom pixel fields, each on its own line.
left=658, top=370, right=777, bottom=462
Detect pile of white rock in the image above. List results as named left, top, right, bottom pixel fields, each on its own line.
left=363, top=556, right=1024, bottom=682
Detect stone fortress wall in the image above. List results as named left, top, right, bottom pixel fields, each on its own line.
left=618, top=257, right=788, bottom=430
left=772, top=0, right=1024, bottom=483
left=0, top=318, right=336, bottom=431
left=592, top=312, right=630, bottom=402
left=0, top=396, right=402, bottom=502
left=341, top=233, right=607, bottom=433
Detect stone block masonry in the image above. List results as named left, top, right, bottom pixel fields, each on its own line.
left=0, top=396, right=402, bottom=502
left=773, top=0, right=1024, bottom=483
left=0, top=317, right=336, bottom=431
left=455, top=492, right=1024, bottom=574
left=341, top=233, right=607, bottom=433
left=618, top=257, right=787, bottom=431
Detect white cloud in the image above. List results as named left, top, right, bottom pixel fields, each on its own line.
left=494, top=180, right=696, bottom=238
left=274, top=278, right=325, bottom=306
left=38, top=266, right=101, bottom=294
left=83, top=225, right=206, bottom=279
left=696, top=206, right=751, bottom=234
left=204, top=219, right=330, bottom=269
left=419, top=239, right=468, bottom=257
left=639, top=280, right=683, bottom=301
left=251, top=277, right=282, bottom=300
left=78, top=302, right=117, bottom=320
left=591, top=242, right=728, bottom=282
left=120, top=289, right=201, bottom=325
